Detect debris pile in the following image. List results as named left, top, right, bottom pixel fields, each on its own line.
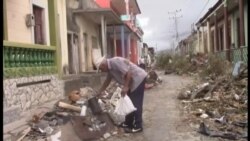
left=162, top=53, right=209, bottom=75
left=162, top=53, right=231, bottom=79
left=11, top=83, right=131, bottom=141
left=179, top=63, right=248, bottom=140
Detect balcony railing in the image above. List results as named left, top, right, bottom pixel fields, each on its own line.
left=3, top=41, right=57, bottom=78
left=214, top=46, right=248, bottom=64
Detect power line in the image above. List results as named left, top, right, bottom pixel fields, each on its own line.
left=168, top=9, right=183, bottom=43
left=168, top=9, right=183, bottom=53
left=195, top=0, right=210, bottom=22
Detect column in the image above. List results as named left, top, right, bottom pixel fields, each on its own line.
left=113, top=26, right=117, bottom=56
left=231, top=13, right=235, bottom=48
left=207, top=20, right=212, bottom=53
left=224, top=0, right=230, bottom=61
left=104, top=17, right=107, bottom=56
left=101, top=15, right=106, bottom=56
left=201, top=26, right=205, bottom=53
left=197, top=27, right=200, bottom=53
left=239, top=0, right=245, bottom=47
left=125, top=0, right=129, bottom=16
left=48, top=0, right=61, bottom=76
left=127, top=33, right=131, bottom=59
left=121, top=26, right=125, bottom=57
left=4, top=0, right=8, bottom=40
left=244, top=4, right=248, bottom=46
left=214, top=13, right=219, bottom=52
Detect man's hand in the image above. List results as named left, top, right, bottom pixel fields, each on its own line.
left=121, top=86, right=129, bottom=97
left=98, top=75, right=112, bottom=98
left=97, top=90, right=106, bottom=98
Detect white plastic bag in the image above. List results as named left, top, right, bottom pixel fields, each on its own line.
left=114, top=95, right=137, bottom=116
left=110, top=87, right=122, bottom=106
left=232, top=61, right=243, bottom=77
left=80, top=105, right=87, bottom=116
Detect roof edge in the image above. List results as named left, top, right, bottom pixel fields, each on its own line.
left=196, top=0, right=223, bottom=26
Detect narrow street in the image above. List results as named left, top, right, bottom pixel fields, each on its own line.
left=53, top=72, right=220, bottom=141
left=103, top=72, right=215, bottom=141
left=3, top=0, right=248, bottom=140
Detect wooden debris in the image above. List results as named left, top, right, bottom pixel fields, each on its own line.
left=32, top=112, right=47, bottom=123
left=16, top=127, right=31, bottom=141
left=58, top=102, right=81, bottom=112
left=177, top=59, right=248, bottom=141
left=205, top=78, right=224, bottom=98
left=191, top=84, right=210, bottom=99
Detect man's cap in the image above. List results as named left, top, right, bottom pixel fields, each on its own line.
left=93, top=56, right=106, bottom=72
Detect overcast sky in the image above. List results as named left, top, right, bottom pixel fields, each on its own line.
left=137, top=0, right=218, bottom=51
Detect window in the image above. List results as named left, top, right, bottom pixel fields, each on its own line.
left=33, top=5, right=45, bottom=45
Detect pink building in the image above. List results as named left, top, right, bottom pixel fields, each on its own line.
left=95, top=0, right=143, bottom=64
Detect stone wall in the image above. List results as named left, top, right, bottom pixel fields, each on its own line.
left=3, top=73, right=106, bottom=125
left=4, top=75, right=64, bottom=111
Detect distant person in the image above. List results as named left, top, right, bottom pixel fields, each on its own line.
left=150, top=56, right=157, bottom=70
left=138, top=58, right=146, bottom=70
left=147, top=54, right=151, bottom=67
left=95, top=56, right=147, bottom=133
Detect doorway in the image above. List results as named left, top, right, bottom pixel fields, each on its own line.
left=33, top=5, right=45, bottom=45
left=67, top=33, right=80, bottom=74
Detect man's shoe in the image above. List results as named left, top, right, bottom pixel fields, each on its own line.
left=124, top=127, right=143, bottom=133
left=118, top=122, right=129, bottom=128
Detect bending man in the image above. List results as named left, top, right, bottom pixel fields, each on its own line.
left=95, top=56, right=147, bottom=133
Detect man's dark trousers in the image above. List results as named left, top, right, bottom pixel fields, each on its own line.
left=125, top=78, right=146, bottom=129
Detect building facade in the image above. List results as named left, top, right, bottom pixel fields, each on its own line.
left=3, top=0, right=63, bottom=125
left=3, top=0, right=144, bottom=127
left=96, top=0, right=144, bottom=64
left=196, top=0, right=248, bottom=63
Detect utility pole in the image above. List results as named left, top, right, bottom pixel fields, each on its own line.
left=155, top=43, right=157, bottom=52
left=168, top=9, right=182, bottom=54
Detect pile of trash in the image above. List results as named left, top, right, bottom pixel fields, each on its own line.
left=163, top=53, right=231, bottom=78
left=17, top=82, right=135, bottom=141
left=178, top=62, right=248, bottom=140
left=164, top=53, right=208, bottom=75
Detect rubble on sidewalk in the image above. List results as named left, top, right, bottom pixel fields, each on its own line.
left=15, top=83, right=133, bottom=140
left=178, top=64, right=248, bottom=140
